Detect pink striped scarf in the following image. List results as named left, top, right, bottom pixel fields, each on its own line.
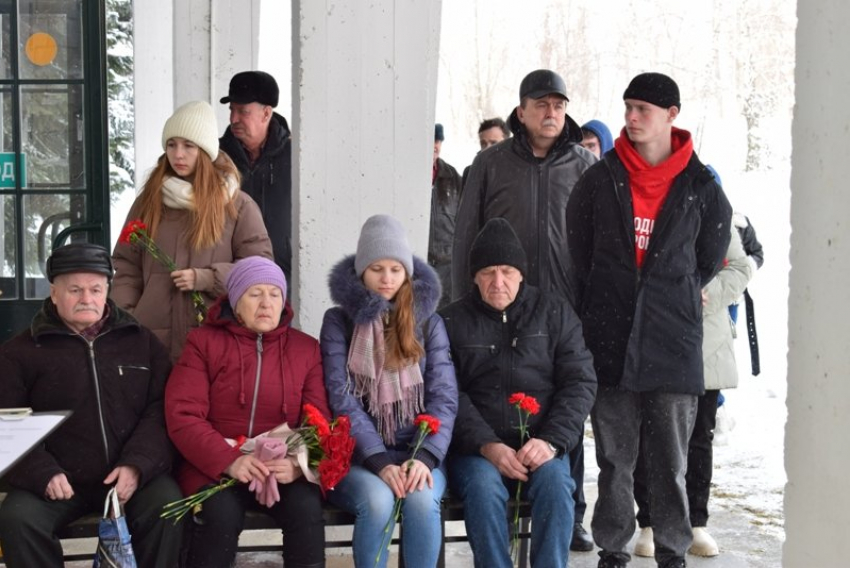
left=347, top=315, right=424, bottom=445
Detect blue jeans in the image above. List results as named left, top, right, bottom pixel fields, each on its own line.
left=449, top=453, right=575, bottom=568
left=327, top=465, right=446, bottom=568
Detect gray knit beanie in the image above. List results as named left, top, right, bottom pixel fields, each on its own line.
left=227, top=256, right=287, bottom=309
left=354, top=214, right=414, bottom=277
left=161, top=100, right=220, bottom=161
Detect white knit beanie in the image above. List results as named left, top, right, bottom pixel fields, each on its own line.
left=354, top=214, right=414, bottom=277
left=161, top=100, right=219, bottom=161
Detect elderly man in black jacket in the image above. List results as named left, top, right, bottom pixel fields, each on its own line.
left=220, top=70, right=293, bottom=280
left=441, top=219, right=597, bottom=568
left=0, top=243, right=181, bottom=567
left=566, top=73, right=732, bottom=568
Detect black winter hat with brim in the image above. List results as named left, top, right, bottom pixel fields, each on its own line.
left=46, top=243, right=114, bottom=283
left=220, top=70, right=279, bottom=107
left=469, top=218, right=528, bottom=277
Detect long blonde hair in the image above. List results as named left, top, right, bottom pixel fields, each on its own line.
left=384, top=276, right=424, bottom=369
left=136, top=150, right=240, bottom=250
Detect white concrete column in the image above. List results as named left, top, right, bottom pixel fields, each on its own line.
left=133, top=0, right=260, bottom=190
left=784, top=2, right=850, bottom=566
left=132, top=0, right=174, bottom=189
left=291, top=0, right=442, bottom=335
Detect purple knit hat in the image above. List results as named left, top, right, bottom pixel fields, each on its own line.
left=226, top=257, right=287, bottom=308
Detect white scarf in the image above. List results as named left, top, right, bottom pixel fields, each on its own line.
left=161, top=174, right=239, bottom=210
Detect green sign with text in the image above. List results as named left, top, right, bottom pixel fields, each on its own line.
left=0, top=153, right=26, bottom=188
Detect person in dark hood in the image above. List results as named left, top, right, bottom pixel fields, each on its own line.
left=450, top=68, right=598, bottom=552
left=220, top=70, right=294, bottom=280
left=580, top=119, right=615, bottom=158
left=441, top=218, right=597, bottom=567
left=567, top=72, right=733, bottom=568
left=166, top=256, right=329, bottom=568
left=321, top=214, right=457, bottom=568
left=0, top=243, right=182, bottom=567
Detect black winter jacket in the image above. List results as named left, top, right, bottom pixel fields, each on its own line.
left=451, top=109, right=597, bottom=301
left=439, top=284, right=597, bottom=456
left=429, top=157, right=463, bottom=308
left=220, top=113, right=292, bottom=279
left=566, top=151, right=732, bottom=395
left=0, top=299, right=174, bottom=494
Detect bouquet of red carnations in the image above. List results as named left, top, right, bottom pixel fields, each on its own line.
left=118, top=219, right=207, bottom=323
left=161, top=404, right=355, bottom=523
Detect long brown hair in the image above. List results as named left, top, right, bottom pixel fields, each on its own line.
left=136, top=150, right=240, bottom=250
left=384, top=276, right=424, bottom=369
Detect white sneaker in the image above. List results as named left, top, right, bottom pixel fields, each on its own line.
left=689, top=526, right=719, bottom=556
left=634, top=527, right=654, bottom=557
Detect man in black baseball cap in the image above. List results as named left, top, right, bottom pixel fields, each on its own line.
left=219, top=70, right=294, bottom=281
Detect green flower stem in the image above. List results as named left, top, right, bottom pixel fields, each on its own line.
left=160, top=478, right=236, bottom=523
left=511, top=405, right=531, bottom=562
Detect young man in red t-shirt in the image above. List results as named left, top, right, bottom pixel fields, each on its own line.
left=566, top=73, right=732, bottom=568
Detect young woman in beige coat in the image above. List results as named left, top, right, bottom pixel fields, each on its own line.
left=112, top=100, right=272, bottom=361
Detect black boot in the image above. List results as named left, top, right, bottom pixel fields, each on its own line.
left=597, top=551, right=628, bottom=568
left=571, top=521, right=595, bottom=551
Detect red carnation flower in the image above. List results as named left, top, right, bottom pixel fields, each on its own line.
left=508, top=392, right=526, bottom=406
left=414, top=414, right=441, bottom=436
left=519, top=397, right=540, bottom=416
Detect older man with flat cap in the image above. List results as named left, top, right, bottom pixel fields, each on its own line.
left=0, top=243, right=181, bottom=567
left=220, top=70, right=294, bottom=280
left=451, top=68, right=599, bottom=551
left=440, top=218, right=597, bottom=567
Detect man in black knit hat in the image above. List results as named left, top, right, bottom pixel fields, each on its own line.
left=566, top=72, right=732, bottom=568
left=440, top=218, right=597, bottom=567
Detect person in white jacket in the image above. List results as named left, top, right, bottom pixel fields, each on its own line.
left=633, top=224, right=756, bottom=559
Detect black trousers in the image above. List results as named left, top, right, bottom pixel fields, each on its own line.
left=635, top=389, right=720, bottom=528
left=184, top=478, right=325, bottom=568
left=0, top=473, right=183, bottom=567
left=570, top=428, right=587, bottom=524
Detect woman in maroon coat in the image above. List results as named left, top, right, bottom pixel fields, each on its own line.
left=166, top=256, right=329, bottom=568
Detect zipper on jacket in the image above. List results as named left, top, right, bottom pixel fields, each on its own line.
left=463, top=344, right=497, bottom=354
left=247, top=334, right=264, bottom=438
left=86, top=339, right=111, bottom=465
left=117, top=365, right=150, bottom=376
left=502, top=311, right=507, bottom=323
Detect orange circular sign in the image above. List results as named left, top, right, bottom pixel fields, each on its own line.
left=25, top=32, right=58, bottom=66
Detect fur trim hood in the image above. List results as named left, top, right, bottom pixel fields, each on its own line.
left=327, top=255, right=441, bottom=326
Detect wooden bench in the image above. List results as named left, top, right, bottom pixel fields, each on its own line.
left=0, top=494, right=532, bottom=567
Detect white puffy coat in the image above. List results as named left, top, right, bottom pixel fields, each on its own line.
left=702, top=227, right=756, bottom=390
